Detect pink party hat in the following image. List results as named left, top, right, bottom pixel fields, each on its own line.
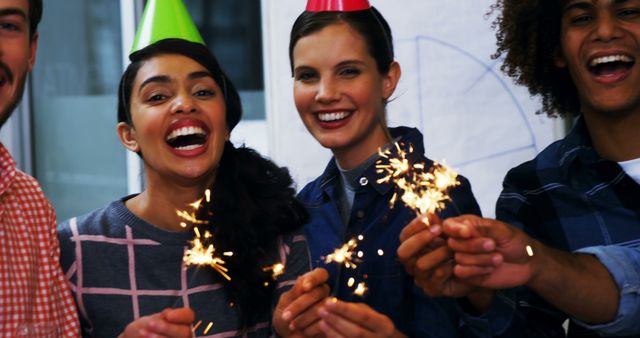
left=306, top=0, right=371, bottom=12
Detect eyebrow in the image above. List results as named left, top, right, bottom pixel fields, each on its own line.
left=336, top=60, right=366, bottom=68
left=293, top=59, right=366, bottom=73
left=138, top=75, right=171, bottom=94
left=564, top=0, right=631, bottom=12
left=138, top=71, right=215, bottom=94
left=0, top=8, right=27, bottom=19
left=563, top=1, right=593, bottom=12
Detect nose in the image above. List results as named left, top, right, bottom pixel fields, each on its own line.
left=593, top=13, right=624, bottom=43
left=315, top=77, right=340, bottom=103
left=171, top=93, right=197, bottom=114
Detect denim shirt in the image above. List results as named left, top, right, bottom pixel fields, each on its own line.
left=298, top=127, right=483, bottom=337
left=494, top=117, right=640, bottom=337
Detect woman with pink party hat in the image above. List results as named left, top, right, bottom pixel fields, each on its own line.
left=280, top=0, right=486, bottom=337
left=56, top=1, right=322, bottom=337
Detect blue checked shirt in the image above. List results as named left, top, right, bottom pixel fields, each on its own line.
left=494, top=116, right=640, bottom=337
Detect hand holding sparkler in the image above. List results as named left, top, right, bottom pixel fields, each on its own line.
left=118, top=307, right=195, bottom=338
left=273, top=268, right=330, bottom=337
left=317, top=299, right=407, bottom=338
left=443, top=214, right=539, bottom=289
left=397, top=214, right=479, bottom=298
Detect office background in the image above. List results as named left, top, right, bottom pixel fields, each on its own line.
left=0, top=0, right=563, bottom=222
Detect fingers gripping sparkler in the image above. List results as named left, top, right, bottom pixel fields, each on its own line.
left=376, top=142, right=460, bottom=223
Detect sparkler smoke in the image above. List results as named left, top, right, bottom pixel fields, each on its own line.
left=376, top=142, right=460, bottom=223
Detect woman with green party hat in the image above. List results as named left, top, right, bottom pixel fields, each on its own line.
left=57, top=1, right=321, bottom=337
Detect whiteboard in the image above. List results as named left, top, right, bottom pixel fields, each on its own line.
left=262, top=0, right=562, bottom=217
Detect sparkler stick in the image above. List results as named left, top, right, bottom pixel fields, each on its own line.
left=174, top=189, right=233, bottom=336
left=376, top=142, right=460, bottom=224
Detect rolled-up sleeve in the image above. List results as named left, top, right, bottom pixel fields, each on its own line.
left=574, top=245, right=640, bottom=336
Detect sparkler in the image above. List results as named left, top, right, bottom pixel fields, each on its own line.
left=183, top=229, right=231, bottom=281
left=263, top=262, right=285, bottom=280
left=376, top=142, right=460, bottom=223
left=323, top=236, right=362, bottom=269
left=323, top=235, right=369, bottom=297
left=353, top=282, right=368, bottom=296
left=178, top=189, right=232, bottom=281
left=176, top=189, right=233, bottom=336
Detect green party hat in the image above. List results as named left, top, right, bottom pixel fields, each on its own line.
left=130, top=0, right=205, bottom=56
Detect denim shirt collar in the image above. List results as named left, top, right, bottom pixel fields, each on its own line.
left=317, top=126, right=428, bottom=197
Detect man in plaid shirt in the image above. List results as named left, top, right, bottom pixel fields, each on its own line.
left=398, top=0, right=640, bottom=336
left=0, top=0, right=79, bottom=336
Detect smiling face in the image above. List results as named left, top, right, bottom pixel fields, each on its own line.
left=556, top=0, right=640, bottom=117
left=0, top=0, right=37, bottom=128
left=292, top=22, right=400, bottom=169
left=117, top=53, right=228, bottom=187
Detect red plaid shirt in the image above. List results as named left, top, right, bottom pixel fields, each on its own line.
left=0, top=144, right=79, bottom=337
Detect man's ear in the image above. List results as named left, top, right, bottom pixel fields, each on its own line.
left=27, top=32, right=39, bottom=72
left=117, top=122, right=140, bottom=152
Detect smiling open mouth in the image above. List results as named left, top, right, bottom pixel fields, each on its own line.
left=588, top=54, right=635, bottom=77
left=317, top=111, right=352, bottom=122
left=166, top=126, right=208, bottom=150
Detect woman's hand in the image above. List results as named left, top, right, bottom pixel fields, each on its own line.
left=317, top=299, right=406, bottom=338
left=118, top=307, right=195, bottom=338
left=273, top=268, right=330, bottom=337
left=397, top=215, right=477, bottom=298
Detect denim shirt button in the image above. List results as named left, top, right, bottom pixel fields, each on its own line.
left=359, top=177, right=368, bottom=186
left=356, top=210, right=365, bottom=219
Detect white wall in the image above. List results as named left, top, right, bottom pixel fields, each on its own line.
left=262, top=0, right=562, bottom=217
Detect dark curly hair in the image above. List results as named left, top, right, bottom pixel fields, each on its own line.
left=203, top=142, right=308, bottom=326
left=490, top=0, right=578, bottom=117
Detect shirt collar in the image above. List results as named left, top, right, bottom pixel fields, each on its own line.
left=558, top=116, right=602, bottom=174
left=318, top=127, right=427, bottom=196
left=0, top=143, right=17, bottom=196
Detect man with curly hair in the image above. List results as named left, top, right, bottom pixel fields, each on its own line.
left=398, top=0, right=640, bottom=336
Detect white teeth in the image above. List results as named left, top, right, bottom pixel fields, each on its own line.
left=174, top=144, right=201, bottom=151
left=318, top=111, right=350, bottom=122
left=166, top=126, right=206, bottom=141
left=590, top=54, right=634, bottom=67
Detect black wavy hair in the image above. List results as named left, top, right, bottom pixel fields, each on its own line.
left=203, top=142, right=308, bottom=326
left=289, top=7, right=394, bottom=75
left=490, top=0, right=576, bottom=117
